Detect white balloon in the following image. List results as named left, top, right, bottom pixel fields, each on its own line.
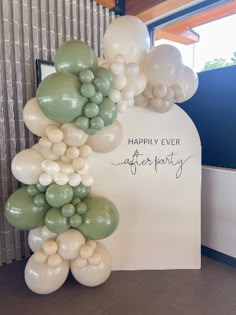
left=143, top=84, right=154, bottom=99
left=174, top=66, right=199, bottom=102
left=41, top=160, right=60, bottom=175
left=68, top=173, right=81, bottom=187
left=121, top=88, right=134, bottom=101
left=61, top=123, right=88, bottom=147
left=163, top=87, right=174, bottom=100
left=134, top=94, right=149, bottom=107
left=109, top=89, right=122, bottom=103
left=70, top=243, right=112, bottom=287
left=41, top=226, right=57, bottom=241
left=53, top=173, right=69, bottom=185
left=114, top=74, right=127, bottom=90
left=86, top=120, right=123, bottom=153
left=103, top=15, right=150, bottom=64
left=142, top=44, right=184, bottom=85
left=39, top=147, right=59, bottom=161
left=23, top=97, right=60, bottom=137
left=125, top=72, right=147, bottom=96
left=125, top=63, right=140, bottom=76
left=117, top=100, right=128, bottom=113
left=81, top=174, right=94, bottom=187
left=110, top=62, right=124, bottom=76
left=11, top=149, right=43, bottom=184
left=153, top=84, right=168, bottom=98
left=28, top=227, right=44, bottom=253
left=39, top=173, right=53, bottom=186
left=25, top=255, right=69, bottom=294
left=57, top=229, right=85, bottom=260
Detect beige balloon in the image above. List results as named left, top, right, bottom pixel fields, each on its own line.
left=23, top=97, right=60, bottom=137
left=86, top=120, right=123, bottom=153
left=11, top=149, right=43, bottom=184
left=61, top=123, right=88, bottom=147
left=24, top=255, right=69, bottom=294
left=70, top=243, right=112, bottom=287
left=57, top=229, right=85, bottom=260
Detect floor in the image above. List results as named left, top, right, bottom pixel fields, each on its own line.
left=0, top=256, right=236, bottom=315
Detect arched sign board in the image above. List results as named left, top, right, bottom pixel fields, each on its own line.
left=89, top=105, right=201, bottom=270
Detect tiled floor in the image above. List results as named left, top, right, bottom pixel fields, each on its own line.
left=0, top=256, right=236, bottom=315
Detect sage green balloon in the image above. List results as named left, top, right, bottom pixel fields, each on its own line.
left=98, top=98, right=117, bottom=126
left=46, top=183, right=74, bottom=208
left=69, top=214, right=82, bottom=228
left=73, top=183, right=91, bottom=200
left=33, top=193, right=47, bottom=207
left=80, top=83, right=96, bottom=98
left=93, top=67, right=114, bottom=96
left=84, top=103, right=99, bottom=118
left=89, top=91, right=103, bottom=104
left=45, top=208, right=70, bottom=234
left=36, top=182, right=47, bottom=192
left=36, top=72, right=87, bottom=123
left=90, top=116, right=104, bottom=130
left=79, top=69, right=95, bottom=83
left=78, top=196, right=119, bottom=240
left=27, top=184, right=39, bottom=197
left=55, top=40, right=98, bottom=75
left=75, top=116, right=89, bottom=130
left=61, top=204, right=75, bottom=218
left=5, top=187, right=50, bottom=230
left=85, top=128, right=97, bottom=136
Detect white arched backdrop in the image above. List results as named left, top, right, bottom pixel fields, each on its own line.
left=89, top=105, right=201, bottom=270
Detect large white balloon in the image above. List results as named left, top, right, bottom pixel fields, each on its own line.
left=142, top=44, right=184, bottom=86
left=11, top=149, right=43, bottom=184
left=172, top=66, right=199, bottom=102
left=61, top=123, right=88, bottom=147
left=70, top=243, right=112, bottom=287
left=125, top=72, right=147, bottom=96
left=23, top=97, right=60, bottom=137
left=57, top=229, right=85, bottom=260
left=24, top=255, right=69, bottom=294
left=103, top=16, right=150, bottom=64
left=28, top=226, right=57, bottom=253
left=86, top=120, right=123, bottom=153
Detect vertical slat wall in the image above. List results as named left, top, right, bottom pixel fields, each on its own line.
left=0, top=0, right=116, bottom=265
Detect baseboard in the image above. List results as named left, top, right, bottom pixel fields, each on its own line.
left=201, top=245, right=236, bottom=268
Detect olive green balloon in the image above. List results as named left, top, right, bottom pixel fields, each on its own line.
left=85, top=128, right=97, bottom=136
left=69, top=214, right=82, bottom=228
left=78, top=196, right=119, bottom=240
left=79, top=69, right=95, bottom=83
left=89, top=91, right=103, bottom=104
left=36, top=72, right=87, bottom=123
left=94, top=78, right=110, bottom=96
left=73, top=183, right=91, bottom=200
left=75, top=116, right=89, bottom=130
left=46, top=183, right=74, bottom=208
left=90, top=116, right=104, bottom=130
left=80, top=83, right=96, bottom=98
left=98, top=98, right=117, bottom=126
left=27, top=185, right=39, bottom=197
left=5, top=187, right=50, bottom=230
left=55, top=40, right=98, bottom=75
left=33, top=193, right=47, bottom=207
left=75, top=202, right=87, bottom=214
left=61, top=203, right=75, bottom=218
left=36, top=183, right=47, bottom=192
left=84, top=103, right=99, bottom=118
left=45, top=208, right=70, bottom=234
left=93, top=67, right=114, bottom=96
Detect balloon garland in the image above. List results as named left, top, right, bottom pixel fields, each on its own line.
left=4, top=15, right=198, bottom=294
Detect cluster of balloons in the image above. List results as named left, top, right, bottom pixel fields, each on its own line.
left=26, top=228, right=112, bottom=293
left=4, top=14, right=198, bottom=295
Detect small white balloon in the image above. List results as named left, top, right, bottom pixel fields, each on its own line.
left=110, top=62, right=124, bottom=76
left=125, top=63, right=140, bottom=76
left=114, top=74, right=127, bottom=90
left=153, top=84, right=168, bottom=98
left=53, top=173, right=69, bottom=185
left=11, top=149, right=43, bottom=185
left=143, top=84, right=154, bottom=99
left=39, top=147, right=59, bottom=161
left=57, top=229, right=85, bottom=260
left=163, top=87, right=174, bottom=100
left=70, top=243, right=112, bottom=287
left=25, top=255, right=69, bottom=294
left=41, top=160, right=60, bottom=176
left=77, top=163, right=89, bottom=176
left=109, top=89, right=122, bottom=103
left=61, top=123, right=88, bottom=147
left=68, top=173, right=81, bottom=187
left=39, top=173, right=53, bottom=186
left=81, top=174, right=94, bottom=187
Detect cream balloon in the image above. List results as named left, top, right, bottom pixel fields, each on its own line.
left=103, top=15, right=150, bottom=64
left=24, top=255, right=69, bottom=294
left=142, top=44, right=184, bottom=86
left=28, top=226, right=58, bottom=253
left=173, top=66, right=199, bottom=102
left=86, top=120, right=123, bottom=153
left=134, top=94, right=149, bottom=107
left=70, top=243, right=112, bottom=287
left=125, top=72, right=147, bottom=96
left=61, top=123, right=88, bottom=147
left=11, top=149, right=43, bottom=184
left=57, top=229, right=85, bottom=260
left=23, top=97, right=60, bottom=137
left=39, top=173, right=53, bottom=186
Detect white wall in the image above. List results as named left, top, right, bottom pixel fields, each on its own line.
left=202, top=167, right=236, bottom=257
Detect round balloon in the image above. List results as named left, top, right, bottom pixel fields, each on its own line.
left=61, top=123, right=88, bottom=147
left=25, top=255, right=69, bottom=294
left=36, top=72, right=87, bottom=123
left=70, top=243, right=112, bottom=287
left=57, top=229, right=85, bottom=260
left=103, top=15, right=150, bottom=64
left=45, top=183, right=74, bottom=208
left=45, top=208, right=70, bottom=234
left=55, top=40, right=98, bottom=75
left=73, top=183, right=91, bottom=200
left=5, top=187, right=50, bottom=230
left=28, top=226, right=57, bottom=252
left=78, top=196, right=119, bottom=240
left=142, top=44, right=184, bottom=86
left=11, top=149, right=43, bottom=185
left=86, top=120, right=123, bottom=153
left=23, top=97, right=60, bottom=136
left=98, top=98, right=117, bottom=126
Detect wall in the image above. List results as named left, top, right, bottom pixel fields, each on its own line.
left=0, top=0, right=115, bottom=265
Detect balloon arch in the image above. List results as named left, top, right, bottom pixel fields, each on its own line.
left=4, top=15, right=198, bottom=294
